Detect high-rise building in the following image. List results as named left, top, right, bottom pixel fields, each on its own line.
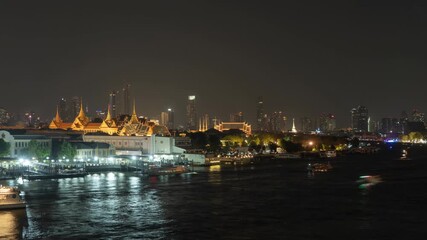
left=262, top=113, right=269, bottom=131
left=380, top=118, right=400, bottom=133
left=70, top=96, right=81, bottom=120
left=300, top=117, right=314, bottom=133
left=256, top=96, right=264, bottom=131
left=160, top=111, right=169, bottom=127
left=24, top=111, right=36, bottom=127
left=319, top=113, right=336, bottom=132
left=186, top=95, right=197, bottom=131
left=167, top=108, right=174, bottom=130
left=58, top=98, right=69, bottom=121
left=109, top=91, right=118, bottom=118
left=351, top=106, right=369, bottom=132
left=269, top=111, right=286, bottom=132
left=400, top=111, right=409, bottom=133
left=411, top=109, right=425, bottom=123
left=0, top=108, right=10, bottom=125
left=123, top=83, right=131, bottom=115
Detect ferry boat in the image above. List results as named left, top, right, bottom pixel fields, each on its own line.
left=319, top=150, right=337, bottom=158
left=307, top=162, right=333, bottom=173
left=274, top=153, right=301, bottom=159
left=147, top=165, right=190, bottom=176
left=0, top=185, right=26, bottom=210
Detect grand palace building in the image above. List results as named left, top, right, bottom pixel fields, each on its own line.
left=49, top=100, right=170, bottom=137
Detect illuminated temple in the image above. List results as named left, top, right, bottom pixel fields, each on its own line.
left=49, top=101, right=170, bottom=136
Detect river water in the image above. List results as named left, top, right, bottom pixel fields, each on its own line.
left=1, top=153, right=427, bottom=239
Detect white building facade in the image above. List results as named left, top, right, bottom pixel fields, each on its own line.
left=0, top=130, right=52, bottom=158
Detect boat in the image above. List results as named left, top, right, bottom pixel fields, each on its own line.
left=357, top=175, right=382, bottom=189
left=307, top=162, right=333, bottom=173
left=23, top=169, right=87, bottom=180
left=23, top=172, right=87, bottom=180
left=147, top=165, right=190, bottom=176
left=400, top=149, right=410, bottom=160
left=319, top=150, right=337, bottom=158
left=0, top=185, right=26, bottom=210
left=274, top=153, right=301, bottom=159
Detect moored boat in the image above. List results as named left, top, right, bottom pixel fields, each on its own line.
left=147, top=165, right=190, bottom=176
left=0, top=185, right=26, bottom=210
left=274, top=153, right=301, bottom=159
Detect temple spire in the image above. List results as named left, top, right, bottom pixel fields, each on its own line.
left=105, top=105, right=112, bottom=121
left=291, top=118, right=297, bottom=133
left=77, top=98, right=86, bottom=119
left=129, top=98, right=139, bottom=124
left=55, top=105, right=62, bottom=123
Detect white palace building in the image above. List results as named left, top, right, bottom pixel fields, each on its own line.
left=83, top=134, right=205, bottom=164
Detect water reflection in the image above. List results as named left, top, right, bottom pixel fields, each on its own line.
left=2, top=157, right=424, bottom=239
left=0, top=209, right=28, bottom=239
left=8, top=173, right=170, bottom=239
left=208, top=165, right=221, bottom=172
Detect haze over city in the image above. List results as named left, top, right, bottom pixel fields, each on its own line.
left=1, top=1, right=427, bottom=127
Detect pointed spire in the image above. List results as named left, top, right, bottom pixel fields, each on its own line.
left=55, top=105, right=62, bottom=123
left=291, top=118, right=297, bottom=133
left=129, top=98, right=139, bottom=124
left=77, top=98, right=86, bottom=119
left=105, top=105, right=112, bottom=121
left=132, top=98, right=136, bottom=115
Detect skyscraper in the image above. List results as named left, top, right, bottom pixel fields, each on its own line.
left=70, top=96, right=81, bottom=120
left=58, top=98, right=69, bottom=121
left=256, top=96, right=264, bottom=130
left=109, top=91, right=118, bottom=118
left=0, top=108, right=10, bottom=125
left=160, top=111, right=169, bottom=127
left=123, top=83, right=131, bottom=115
left=269, top=111, right=286, bottom=132
left=411, top=109, right=425, bottom=123
left=167, top=108, right=174, bottom=130
left=186, top=95, right=197, bottom=131
left=319, top=113, right=336, bottom=132
left=300, top=117, right=313, bottom=133
left=351, top=106, right=369, bottom=132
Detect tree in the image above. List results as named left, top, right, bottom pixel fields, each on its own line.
left=222, top=135, right=244, bottom=147
left=0, top=139, right=10, bottom=157
left=28, top=140, right=51, bottom=160
left=350, top=137, right=360, bottom=148
left=188, top=132, right=208, bottom=150
left=408, top=132, right=424, bottom=143
left=207, top=135, right=221, bottom=153
left=268, top=142, right=278, bottom=153
left=280, top=140, right=303, bottom=153
left=58, top=142, right=77, bottom=160
left=248, top=141, right=262, bottom=153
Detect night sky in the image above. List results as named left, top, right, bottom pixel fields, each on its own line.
left=1, top=1, right=427, bottom=128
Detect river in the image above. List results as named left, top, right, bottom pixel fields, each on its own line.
left=1, top=153, right=427, bottom=239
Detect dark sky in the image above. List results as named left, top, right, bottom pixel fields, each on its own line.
left=1, top=1, right=427, bottom=128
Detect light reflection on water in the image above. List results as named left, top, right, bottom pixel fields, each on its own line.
left=0, top=209, right=28, bottom=239
left=1, top=157, right=427, bottom=239
left=2, top=172, right=170, bottom=239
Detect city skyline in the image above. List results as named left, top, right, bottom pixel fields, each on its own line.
left=1, top=2, right=427, bottom=127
